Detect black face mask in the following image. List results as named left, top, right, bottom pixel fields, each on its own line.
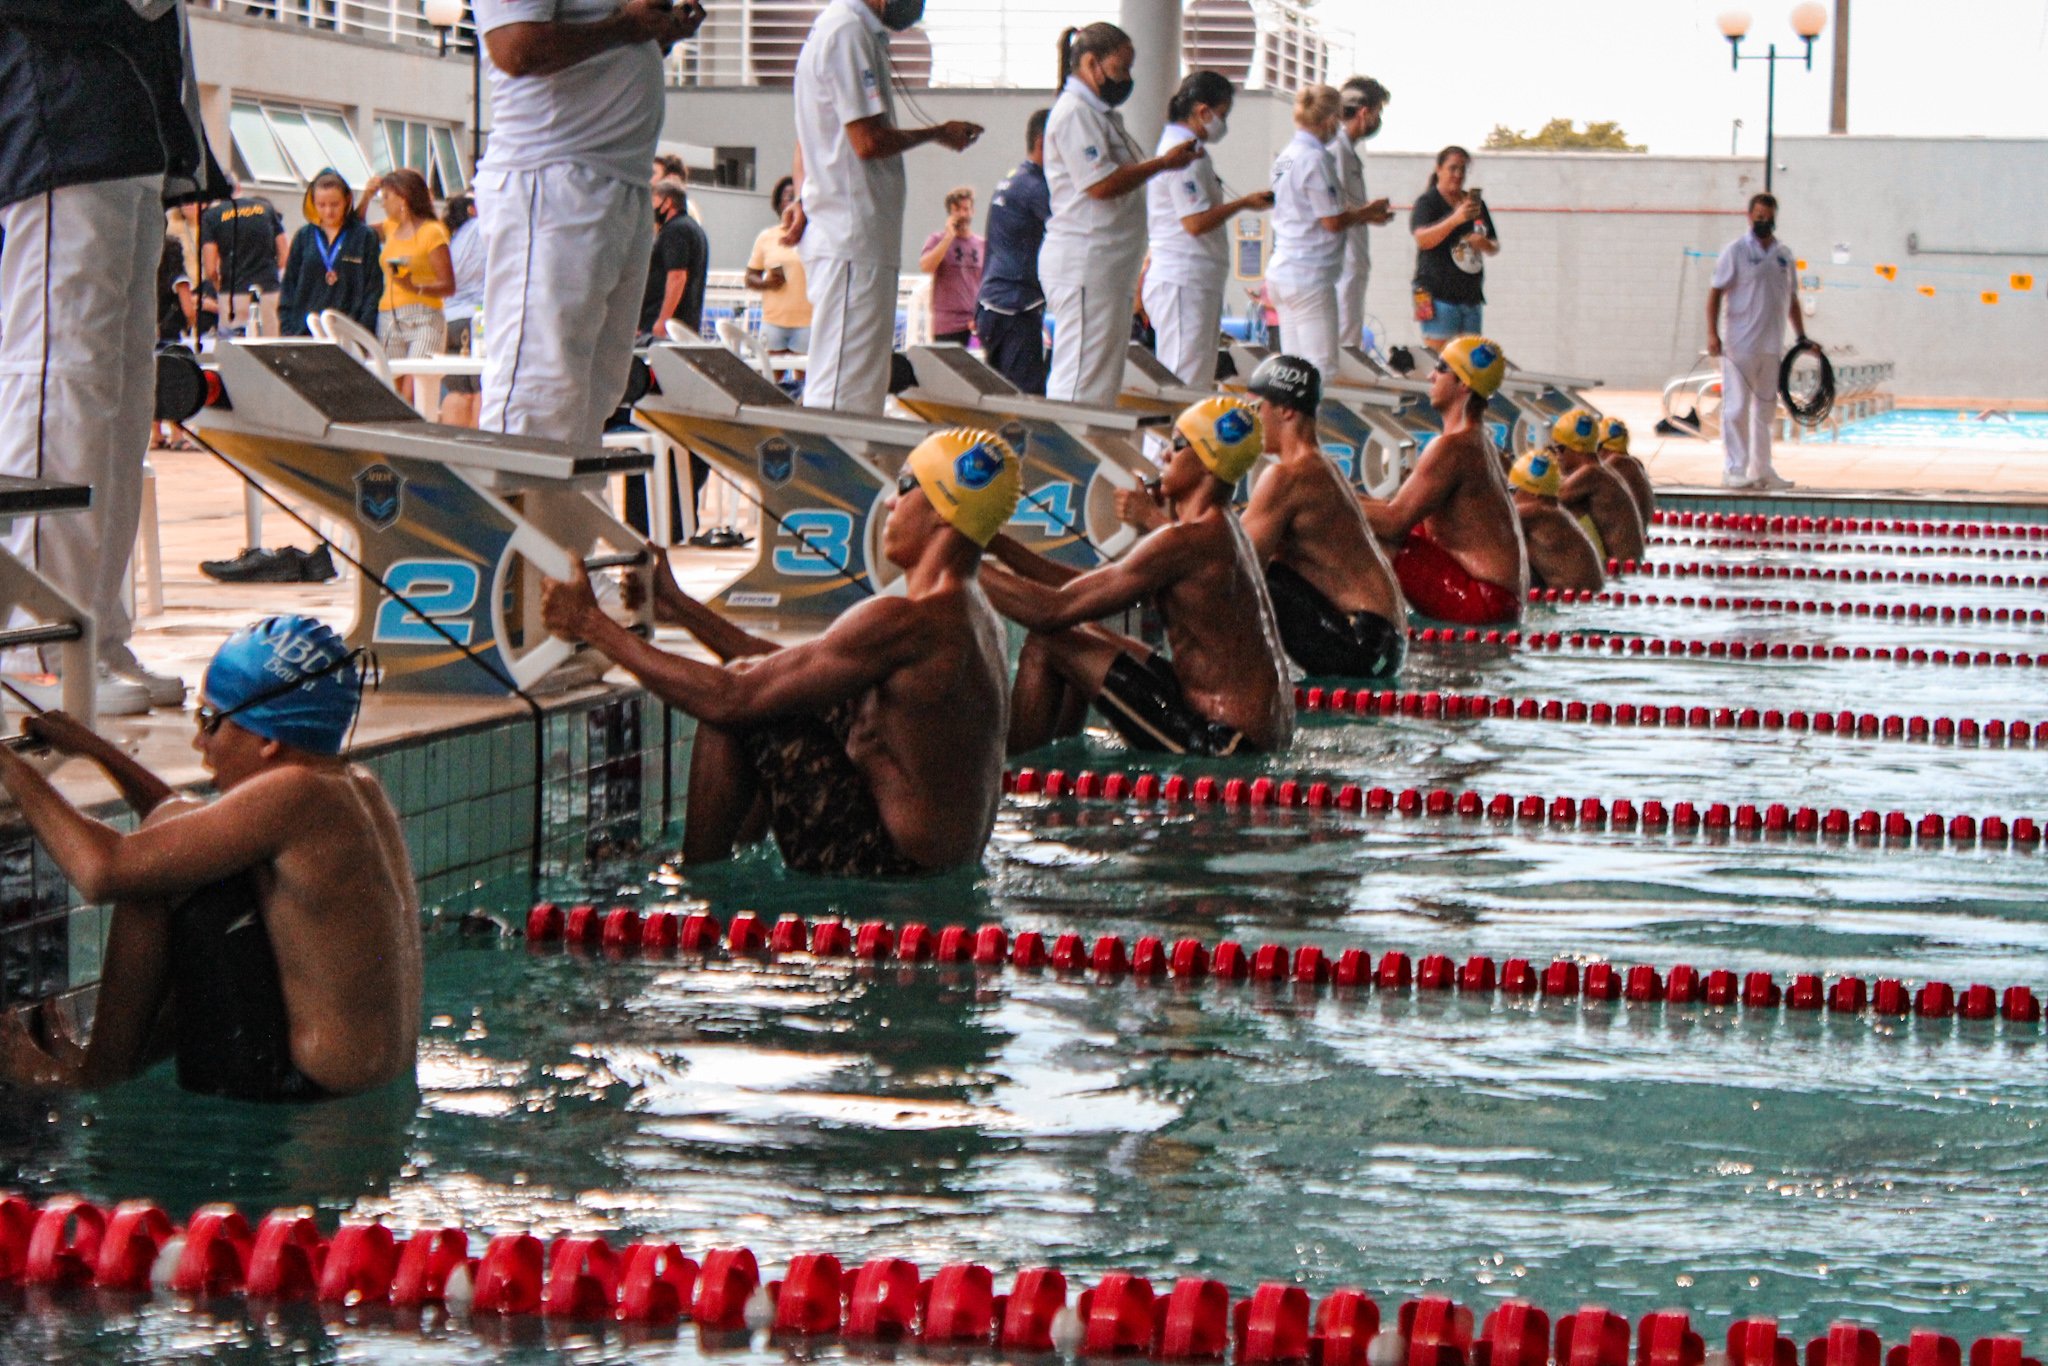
left=1097, top=74, right=1134, bottom=107
left=1754, top=217, right=1776, bottom=238
left=879, top=0, right=922, bottom=30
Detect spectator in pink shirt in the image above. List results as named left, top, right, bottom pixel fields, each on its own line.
left=919, top=186, right=985, bottom=345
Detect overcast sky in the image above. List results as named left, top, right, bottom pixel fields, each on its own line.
left=1322, top=0, right=2048, bottom=156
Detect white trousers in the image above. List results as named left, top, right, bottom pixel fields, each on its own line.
left=802, top=255, right=898, bottom=415
left=1720, top=350, right=1779, bottom=482
left=1141, top=275, right=1224, bottom=388
left=478, top=163, right=652, bottom=448
left=1046, top=260, right=1141, bottom=408
left=0, top=174, right=163, bottom=668
left=1268, top=277, right=1340, bottom=381
left=1336, top=248, right=1369, bottom=352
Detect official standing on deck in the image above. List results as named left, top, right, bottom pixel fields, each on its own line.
left=1140, top=71, right=1271, bottom=388
left=976, top=110, right=1053, bottom=395
left=472, top=0, right=702, bottom=448
left=788, top=0, right=982, bottom=414
left=1040, top=22, right=1201, bottom=407
left=1331, top=77, right=1392, bottom=353
left=1707, top=191, right=1805, bottom=491
left=1266, top=85, right=1376, bottom=378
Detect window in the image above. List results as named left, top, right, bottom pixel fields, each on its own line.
left=227, top=99, right=375, bottom=189
left=373, top=117, right=468, bottom=198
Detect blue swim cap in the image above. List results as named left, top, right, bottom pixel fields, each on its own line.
left=201, top=616, right=361, bottom=755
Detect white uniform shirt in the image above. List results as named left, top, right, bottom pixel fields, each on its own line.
left=1711, top=229, right=1797, bottom=357
left=1144, top=123, right=1227, bottom=291
left=1328, top=132, right=1370, bottom=275
left=1039, top=75, right=1146, bottom=287
left=473, top=0, right=663, bottom=186
left=1265, top=128, right=1345, bottom=288
left=794, top=0, right=903, bottom=267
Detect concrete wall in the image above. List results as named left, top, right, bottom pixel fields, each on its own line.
left=1774, top=136, right=2048, bottom=400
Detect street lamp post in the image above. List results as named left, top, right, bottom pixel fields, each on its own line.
left=1718, top=2, right=1828, bottom=192
left=422, top=0, right=482, bottom=174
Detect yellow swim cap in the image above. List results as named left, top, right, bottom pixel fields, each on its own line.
left=1599, top=417, right=1629, bottom=454
left=1174, top=396, right=1263, bottom=485
left=1439, top=335, right=1505, bottom=399
left=904, top=427, right=1022, bottom=547
left=1509, top=447, right=1560, bottom=498
left=1551, top=407, right=1601, bottom=455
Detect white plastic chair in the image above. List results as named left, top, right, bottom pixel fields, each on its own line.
left=315, top=309, right=398, bottom=392
left=713, top=317, right=776, bottom=378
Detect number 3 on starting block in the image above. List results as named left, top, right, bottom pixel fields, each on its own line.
left=373, top=559, right=482, bottom=644
left=772, top=509, right=856, bottom=576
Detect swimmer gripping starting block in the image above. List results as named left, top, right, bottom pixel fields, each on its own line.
left=189, top=340, right=654, bottom=695
left=893, top=344, right=1163, bottom=564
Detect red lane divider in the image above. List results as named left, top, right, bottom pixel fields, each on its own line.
left=1526, top=584, right=2045, bottom=626
left=1613, top=558, right=2042, bottom=588
left=996, top=764, right=2046, bottom=857
left=0, top=1204, right=2034, bottom=1366
left=1290, top=685, right=2043, bottom=748
left=1649, top=534, right=2048, bottom=562
left=1405, top=625, right=2042, bottom=669
left=525, top=903, right=2048, bottom=1036
left=1650, top=510, right=2048, bottom=541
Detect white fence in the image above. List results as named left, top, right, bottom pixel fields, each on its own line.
left=195, top=0, right=474, bottom=50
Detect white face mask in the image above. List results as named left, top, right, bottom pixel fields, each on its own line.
left=1201, top=111, right=1229, bottom=144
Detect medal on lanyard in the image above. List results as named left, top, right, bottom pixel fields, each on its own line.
left=316, top=228, right=346, bottom=287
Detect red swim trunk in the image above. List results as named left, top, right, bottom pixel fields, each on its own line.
left=1394, top=525, right=1522, bottom=626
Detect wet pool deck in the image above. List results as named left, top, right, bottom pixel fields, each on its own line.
left=31, top=391, right=2048, bottom=817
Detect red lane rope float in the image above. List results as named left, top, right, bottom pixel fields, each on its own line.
left=1646, top=536, right=2048, bottom=563
left=1291, top=685, right=2043, bottom=748
left=1404, top=625, right=2042, bottom=669
left=524, top=903, right=2048, bottom=1034
left=0, top=1202, right=2035, bottom=1366
left=1611, top=558, right=2043, bottom=588
left=1525, top=585, right=2045, bottom=626
left=1650, top=510, right=2048, bottom=541
left=992, top=764, right=2046, bottom=857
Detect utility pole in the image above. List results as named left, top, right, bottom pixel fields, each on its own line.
left=1829, top=0, right=1850, bottom=133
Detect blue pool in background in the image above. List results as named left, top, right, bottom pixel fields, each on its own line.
left=1822, top=409, right=2048, bottom=450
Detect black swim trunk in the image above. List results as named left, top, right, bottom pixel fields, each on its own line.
left=1264, top=562, right=1406, bottom=679
left=741, top=701, right=924, bottom=877
left=1095, top=652, right=1248, bottom=756
left=167, top=871, right=329, bottom=1103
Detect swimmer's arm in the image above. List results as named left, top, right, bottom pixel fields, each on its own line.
left=1238, top=465, right=1292, bottom=564
left=19, top=712, right=174, bottom=817
left=1359, top=441, right=1454, bottom=541
left=982, top=530, right=1188, bottom=632
left=1556, top=466, right=1600, bottom=510
left=986, top=534, right=1082, bottom=587
left=641, top=545, right=777, bottom=659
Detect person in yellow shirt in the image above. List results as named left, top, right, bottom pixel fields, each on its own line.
left=746, top=177, right=812, bottom=379
left=363, top=168, right=453, bottom=405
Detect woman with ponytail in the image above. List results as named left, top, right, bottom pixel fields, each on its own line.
left=1039, top=22, right=1202, bottom=405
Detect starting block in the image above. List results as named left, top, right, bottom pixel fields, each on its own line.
left=894, top=344, right=1162, bottom=564
left=632, top=344, right=936, bottom=616
left=1205, top=343, right=1419, bottom=500
left=0, top=476, right=97, bottom=737
left=187, top=340, right=654, bottom=695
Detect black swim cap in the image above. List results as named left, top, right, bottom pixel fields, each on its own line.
left=1247, top=354, right=1321, bottom=416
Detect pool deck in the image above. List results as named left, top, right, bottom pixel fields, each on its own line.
left=25, top=392, right=2048, bottom=817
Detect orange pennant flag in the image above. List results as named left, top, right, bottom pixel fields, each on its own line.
left=2012, top=273, right=2035, bottom=291
left=1917, top=285, right=1936, bottom=297
left=1875, top=264, right=1898, bottom=280
left=1982, top=291, right=2001, bottom=305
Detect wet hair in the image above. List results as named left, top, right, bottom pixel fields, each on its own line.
left=1427, top=144, right=1471, bottom=193
left=1026, top=107, right=1050, bottom=152
left=653, top=153, right=687, bottom=179
left=652, top=180, right=688, bottom=215
left=1167, top=70, right=1234, bottom=126
left=944, top=184, right=974, bottom=210
left=1056, top=22, right=1130, bottom=89
left=1340, top=75, right=1390, bottom=114
left=1749, top=192, right=1778, bottom=212
left=380, top=167, right=435, bottom=223
left=441, top=193, right=474, bottom=236
left=771, top=175, right=796, bottom=213
left=305, top=170, right=359, bottom=227
left=1293, top=83, right=1340, bottom=130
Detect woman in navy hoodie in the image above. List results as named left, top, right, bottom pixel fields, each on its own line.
left=279, top=169, right=382, bottom=336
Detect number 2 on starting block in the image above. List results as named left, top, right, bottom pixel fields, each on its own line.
left=373, top=558, right=481, bottom=644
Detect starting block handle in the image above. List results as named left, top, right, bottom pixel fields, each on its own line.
left=0, top=623, right=84, bottom=650
left=583, top=550, right=650, bottom=572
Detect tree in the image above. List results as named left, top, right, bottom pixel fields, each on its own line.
left=1483, top=119, right=1646, bottom=152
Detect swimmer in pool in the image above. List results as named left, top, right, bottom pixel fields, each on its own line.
left=540, top=428, right=1018, bottom=878
left=0, top=617, right=420, bottom=1102
left=1236, top=354, right=1407, bottom=678
left=1597, top=416, right=1656, bottom=522
left=1553, top=407, right=1646, bottom=566
left=1508, top=446, right=1605, bottom=593
left=1358, top=334, right=1528, bottom=625
left=980, top=396, right=1293, bottom=756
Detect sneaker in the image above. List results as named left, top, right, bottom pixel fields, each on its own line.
left=201, top=546, right=306, bottom=583
left=4, top=666, right=153, bottom=717
left=298, top=543, right=338, bottom=583
left=1721, top=473, right=1757, bottom=490
left=1755, top=472, right=1795, bottom=490
left=110, top=660, right=187, bottom=708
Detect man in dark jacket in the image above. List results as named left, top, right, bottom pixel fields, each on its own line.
left=0, top=0, right=224, bottom=715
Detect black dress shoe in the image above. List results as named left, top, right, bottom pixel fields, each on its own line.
left=200, top=546, right=306, bottom=583
left=298, top=544, right=338, bottom=582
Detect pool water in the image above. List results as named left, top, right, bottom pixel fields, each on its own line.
left=4, top=531, right=2048, bottom=1364
left=1821, top=410, right=2048, bottom=451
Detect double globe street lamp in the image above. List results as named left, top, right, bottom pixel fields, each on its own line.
left=1718, top=2, right=1828, bottom=191
left=422, top=0, right=483, bottom=172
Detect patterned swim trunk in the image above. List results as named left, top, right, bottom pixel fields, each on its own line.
left=740, top=702, right=923, bottom=878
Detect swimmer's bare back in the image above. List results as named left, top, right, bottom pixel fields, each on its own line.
left=1135, top=511, right=1294, bottom=750
left=1603, top=451, right=1656, bottom=523
left=1516, top=497, right=1605, bottom=593
left=1365, top=425, right=1527, bottom=597
left=1560, top=460, right=1646, bottom=564
left=1245, top=440, right=1406, bottom=627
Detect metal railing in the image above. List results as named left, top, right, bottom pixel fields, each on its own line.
left=194, top=0, right=473, bottom=51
